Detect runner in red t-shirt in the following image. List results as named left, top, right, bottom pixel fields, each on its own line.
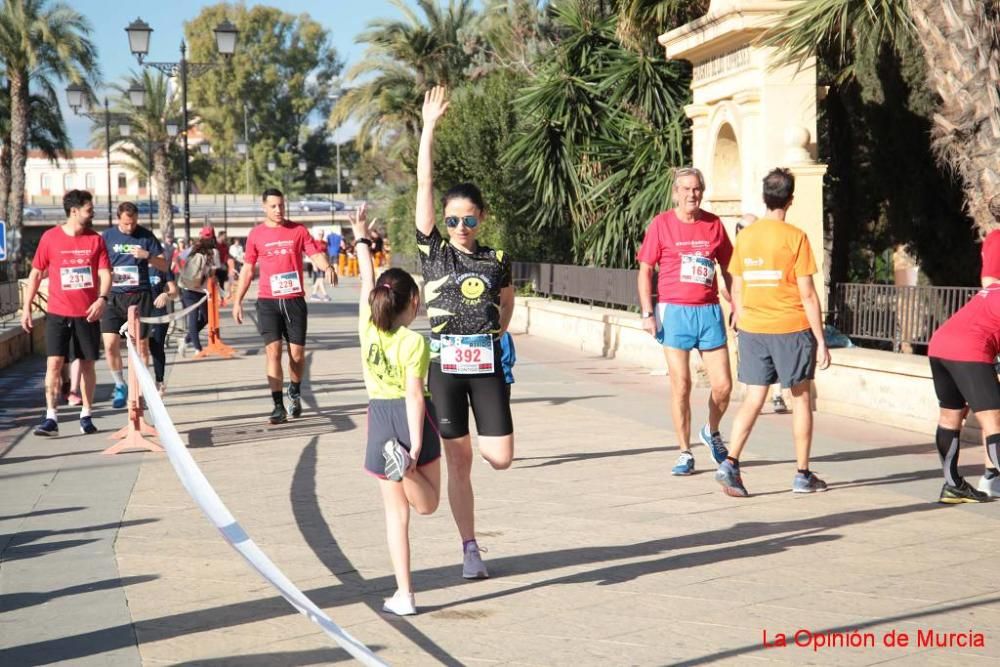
left=636, top=167, right=734, bottom=476
left=927, top=284, right=1000, bottom=503
left=232, top=188, right=339, bottom=423
left=21, top=189, right=111, bottom=436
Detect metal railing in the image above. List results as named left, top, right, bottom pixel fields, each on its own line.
left=829, top=283, right=978, bottom=352
left=512, top=262, right=642, bottom=309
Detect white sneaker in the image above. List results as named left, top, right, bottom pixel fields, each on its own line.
left=177, top=339, right=187, bottom=358
left=155, top=381, right=167, bottom=396
left=462, top=542, right=489, bottom=579
left=977, top=473, right=1000, bottom=498
left=382, top=591, right=416, bottom=616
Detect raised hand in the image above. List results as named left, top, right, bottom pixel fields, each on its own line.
left=351, top=202, right=369, bottom=240
left=422, top=86, right=449, bottom=125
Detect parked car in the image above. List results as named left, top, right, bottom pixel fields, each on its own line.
left=23, top=206, right=43, bottom=218
left=136, top=201, right=180, bottom=215
left=296, top=199, right=346, bottom=212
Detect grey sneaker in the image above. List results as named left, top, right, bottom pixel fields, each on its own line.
left=383, top=439, right=411, bottom=482
left=715, top=460, right=749, bottom=497
left=978, top=472, right=1000, bottom=498
left=772, top=395, right=789, bottom=414
left=792, top=471, right=828, bottom=493
left=462, top=542, right=489, bottom=579
left=698, top=424, right=728, bottom=464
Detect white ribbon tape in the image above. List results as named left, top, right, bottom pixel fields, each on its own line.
left=140, top=293, right=209, bottom=324
left=124, top=336, right=388, bottom=666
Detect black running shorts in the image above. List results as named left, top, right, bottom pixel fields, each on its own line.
left=45, top=314, right=101, bottom=361
left=429, top=357, right=513, bottom=440
left=737, top=329, right=816, bottom=388
left=255, top=296, right=307, bottom=346
left=100, top=290, right=153, bottom=338
left=929, top=356, right=1000, bottom=413
left=364, top=397, right=442, bottom=478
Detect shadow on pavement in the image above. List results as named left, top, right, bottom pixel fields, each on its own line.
left=516, top=446, right=667, bottom=469
left=0, top=506, right=85, bottom=521
left=0, top=518, right=159, bottom=562
left=0, top=575, right=158, bottom=613
left=172, top=647, right=360, bottom=666
left=0, top=494, right=947, bottom=662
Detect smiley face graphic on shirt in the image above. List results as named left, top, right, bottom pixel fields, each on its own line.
left=460, top=275, right=487, bottom=301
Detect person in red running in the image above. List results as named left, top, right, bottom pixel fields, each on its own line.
left=975, top=193, right=1000, bottom=497
left=637, top=167, right=734, bottom=476
left=21, top=189, right=111, bottom=436
left=928, top=283, right=1000, bottom=503
left=232, top=188, right=339, bottom=424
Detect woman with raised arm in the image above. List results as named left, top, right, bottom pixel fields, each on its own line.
left=355, top=203, right=442, bottom=616
left=416, top=86, right=516, bottom=580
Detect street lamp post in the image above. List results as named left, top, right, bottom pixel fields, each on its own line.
left=125, top=17, right=238, bottom=240
left=66, top=85, right=138, bottom=226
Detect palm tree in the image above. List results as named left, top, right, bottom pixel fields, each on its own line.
left=506, top=0, right=693, bottom=267
left=0, top=81, right=71, bottom=239
left=330, top=0, right=481, bottom=162
left=89, top=71, right=178, bottom=239
left=763, top=0, right=1000, bottom=233
left=0, top=0, right=98, bottom=259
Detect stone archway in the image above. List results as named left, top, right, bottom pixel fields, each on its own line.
left=659, top=0, right=829, bottom=307
left=711, top=123, right=741, bottom=217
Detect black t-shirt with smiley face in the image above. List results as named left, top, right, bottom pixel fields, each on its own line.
left=416, top=225, right=511, bottom=349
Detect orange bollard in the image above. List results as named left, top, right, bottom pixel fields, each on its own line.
left=193, top=279, right=237, bottom=360
left=338, top=253, right=347, bottom=276
left=105, top=305, right=164, bottom=455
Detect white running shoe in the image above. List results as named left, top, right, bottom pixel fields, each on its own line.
left=177, top=338, right=187, bottom=358
left=462, top=542, right=489, bottom=579
left=977, top=473, right=1000, bottom=498
left=382, top=591, right=416, bottom=616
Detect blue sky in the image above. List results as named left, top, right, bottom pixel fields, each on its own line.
left=62, top=1, right=416, bottom=147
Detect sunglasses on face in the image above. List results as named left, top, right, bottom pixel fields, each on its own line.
left=445, top=215, right=479, bottom=229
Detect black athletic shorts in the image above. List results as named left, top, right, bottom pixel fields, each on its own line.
left=364, top=398, right=442, bottom=478
left=929, top=356, right=1000, bottom=413
left=100, top=290, right=153, bottom=338
left=256, top=296, right=307, bottom=346
left=428, top=353, right=513, bottom=440
left=46, top=314, right=101, bottom=361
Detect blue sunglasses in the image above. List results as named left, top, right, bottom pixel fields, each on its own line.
left=445, top=215, right=479, bottom=229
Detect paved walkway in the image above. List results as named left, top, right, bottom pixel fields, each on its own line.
left=2, top=283, right=1000, bottom=666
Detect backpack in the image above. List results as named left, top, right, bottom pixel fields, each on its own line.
left=178, top=252, right=207, bottom=290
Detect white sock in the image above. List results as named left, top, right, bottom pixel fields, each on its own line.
left=46, top=409, right=57, bottom=420
left=80, top=408, right=92, bottom=418
left=111, top=369, right=125, bottom=386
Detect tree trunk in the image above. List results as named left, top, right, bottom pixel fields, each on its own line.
left=8, top=70, right=29, bottom=262
left=0, top=133, right=11, bottom=225
left=154, top=144, right=174, bottom=240
left=908, top=0, right=1000, bottom=232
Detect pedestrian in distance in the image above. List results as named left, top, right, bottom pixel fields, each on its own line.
left=416, top=86, right=516, bottom=579
left=232, top=188, right=339, bottom=424
left=176, top=230, right=217, bottom=356
left=21, top=189, right=111, bottom=436
left=718, top=168, right=831, bottom=497
left=354, top=203, right=442, bottom=616
left=637, top=166, right=735, bottom=476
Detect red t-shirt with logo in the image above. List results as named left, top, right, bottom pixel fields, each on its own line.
left=929, top=285, right=1000, bottom=363
left=32, top=226, right=110, bottom=318
left=982, top=229, right=1000, bottom=282
left=218, top=242, right=230, bottom=266
left=244, top=221, right=321, bottom=299
left=636, top=209, right=733, bottom=305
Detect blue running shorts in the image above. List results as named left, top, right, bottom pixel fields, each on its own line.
left=655, top=303, right=727, bottom=351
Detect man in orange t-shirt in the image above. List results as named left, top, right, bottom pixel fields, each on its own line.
left=717, top=168, right=831, bottom=497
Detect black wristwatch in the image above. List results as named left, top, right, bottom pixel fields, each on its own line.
left=356, top=238, right=373, bottom=247
left=641, top=310, right=654, bottom=319
left=98, top=294, right=109, bottom=301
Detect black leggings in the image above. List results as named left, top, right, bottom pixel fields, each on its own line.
left=149, top=322, right=168, bottom=382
